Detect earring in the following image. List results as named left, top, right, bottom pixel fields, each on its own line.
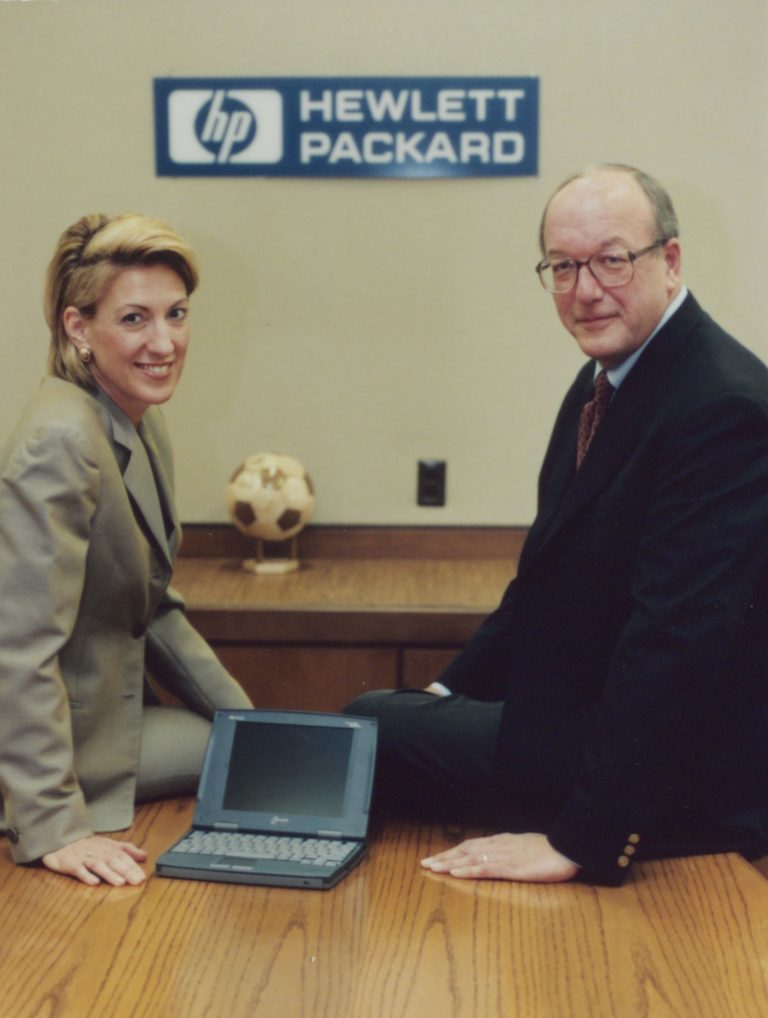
left=79, top=346, right=93, bottom=364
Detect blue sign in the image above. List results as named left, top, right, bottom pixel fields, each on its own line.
left=154, top=77, right=538, bottom=179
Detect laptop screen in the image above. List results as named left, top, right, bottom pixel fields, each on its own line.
left=195, top=710, right=377, bottom=840
left=223, top=722, right=354, bottom=816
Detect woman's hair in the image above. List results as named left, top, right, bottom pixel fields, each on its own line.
left=45, top=212, right=199, bottom=385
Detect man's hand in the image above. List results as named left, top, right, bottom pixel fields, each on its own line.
left=421, top=832, right=579, bottom=883
left=42, top=835, right=148, bottom=886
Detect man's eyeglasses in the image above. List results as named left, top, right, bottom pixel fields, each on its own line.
left=535, top=238, right=669, bottom=294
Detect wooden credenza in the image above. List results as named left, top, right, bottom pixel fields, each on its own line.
left=171, top=525, right=523, bottom=711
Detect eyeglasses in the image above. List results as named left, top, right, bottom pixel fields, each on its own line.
left=535, top=238, right=668, bottom=294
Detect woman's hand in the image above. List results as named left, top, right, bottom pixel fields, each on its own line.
left=42, top=835, right=148, bottom=886
left=421, top=832, right=579, bottom=883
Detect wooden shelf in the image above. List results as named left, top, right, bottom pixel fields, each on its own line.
left=171, top=526, right=521, bottom=711
left=173, top=555, right=517, bottom=646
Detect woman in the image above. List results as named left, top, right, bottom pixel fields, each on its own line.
left=0, top=213, right=252, bottom=886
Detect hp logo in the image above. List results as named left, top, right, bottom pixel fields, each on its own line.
left=167, top=88, right=283, bottom=165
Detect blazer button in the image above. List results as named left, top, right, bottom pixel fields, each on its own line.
left=131, top=623, right=146, bottom=639
left=627, top=834, right=641, bottom=844
left=617, top=855, right=631, bottom=868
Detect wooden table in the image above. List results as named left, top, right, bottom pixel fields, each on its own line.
left=2, top=798, right=767, bottom=1018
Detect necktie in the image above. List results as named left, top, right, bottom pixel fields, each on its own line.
left=576, top=370, right=613, bottom=468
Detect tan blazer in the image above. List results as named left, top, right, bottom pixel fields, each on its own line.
left=0, top=378, right=251, bottom=863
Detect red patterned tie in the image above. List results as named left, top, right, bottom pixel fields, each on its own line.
left=577, top=370, right=613, bottom=468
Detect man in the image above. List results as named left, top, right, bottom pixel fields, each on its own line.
left=345, top=164, right=768, bottom=885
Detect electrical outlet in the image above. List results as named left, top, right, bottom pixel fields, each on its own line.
left=417, top=459, right=446, bottom=506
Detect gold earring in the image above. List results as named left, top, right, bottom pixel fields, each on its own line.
left=79, top=346, right=93, bottom=364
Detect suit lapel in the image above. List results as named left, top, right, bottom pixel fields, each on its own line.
left=519, top=366, right=592, bottom=567
left=95, top=392, right=175, bottom=568
left=519, top=293, right=704, bottom=573
left=124, top=433, right=173, bottom=567
left=138, top=418, right=180, bottom=559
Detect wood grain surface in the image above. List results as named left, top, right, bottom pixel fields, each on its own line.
left=2, top=799, right=766, bottom=1018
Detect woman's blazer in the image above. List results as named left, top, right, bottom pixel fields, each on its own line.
left=0, top=378, right=251, bottom=863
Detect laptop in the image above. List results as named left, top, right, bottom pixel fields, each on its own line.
left=156, top=708, right=378, bottom=889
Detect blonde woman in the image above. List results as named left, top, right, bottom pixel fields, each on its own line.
left=0, top=213, right=252, bottom=885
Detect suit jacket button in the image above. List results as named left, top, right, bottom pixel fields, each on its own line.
left=628, top=834, right=641, bottom=844
left=617, top=855, right=631, bottom=868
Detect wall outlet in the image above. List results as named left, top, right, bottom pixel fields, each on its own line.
left=417, top=459, right=446, bottom=506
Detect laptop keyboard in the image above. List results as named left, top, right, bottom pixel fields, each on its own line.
left=173, top=830, right=358, bottom=867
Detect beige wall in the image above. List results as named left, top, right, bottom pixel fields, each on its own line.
left=2, top=0, right=766, bottom=525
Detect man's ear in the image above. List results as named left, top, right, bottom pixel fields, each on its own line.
left=664, top=238, right=682, bottom=289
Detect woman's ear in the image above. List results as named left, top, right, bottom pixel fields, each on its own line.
left=62, top=306, right=88, bottom=351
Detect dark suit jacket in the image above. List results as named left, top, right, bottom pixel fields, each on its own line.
left=442, top=294, right=768, bottom=884
left=0, top=379, right=251, bottom=864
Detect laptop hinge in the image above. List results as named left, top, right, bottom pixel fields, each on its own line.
left=318, top=829, right=343, bottom=837
left=213, top=822, right=239, bottom=831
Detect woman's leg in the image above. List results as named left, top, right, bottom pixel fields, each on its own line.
left=135, top=706, right=212, bottom=801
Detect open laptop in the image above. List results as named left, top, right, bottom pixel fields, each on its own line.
left=156, top=708, right=378, bottom=889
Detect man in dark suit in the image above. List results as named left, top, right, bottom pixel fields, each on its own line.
left=345, top=164, right=768, bottom=885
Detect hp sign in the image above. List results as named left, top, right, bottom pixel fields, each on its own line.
left=155, top=77, right=539, bottom=178
left=164, top=88, right=283, bottom=166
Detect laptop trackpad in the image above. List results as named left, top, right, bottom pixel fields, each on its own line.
left=211, top=856, right=256, bottom=872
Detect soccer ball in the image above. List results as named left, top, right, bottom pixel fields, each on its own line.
left=226, top=452, right=316, bottom=543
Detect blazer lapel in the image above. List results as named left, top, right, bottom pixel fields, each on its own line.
left=95, top=392, right=174, bottom=568
left=123, top=434, right=173, bottom=567
left=138, top=418, right=180, bottom=559
left=519, top=366, right=592, bottom=568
